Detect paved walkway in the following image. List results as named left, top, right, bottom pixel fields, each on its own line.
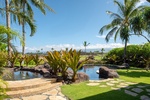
left=5, top=86, right=69, bottom=100
left=87, top=79, right=150, bottom=100
left=5, top=78, right=150, bottom=100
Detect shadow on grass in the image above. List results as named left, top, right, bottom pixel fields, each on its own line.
left=78, top=83, right=150, bottom=100
left=117, top=70, right=150, bottom=78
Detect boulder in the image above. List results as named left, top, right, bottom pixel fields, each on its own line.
left=76, top=72, right=89, bottom=82
left=41, top=68, right=51, bottom=78
left=44, top=62, right=50, bottom=69
left=99, top=66, right=119, bottom=78
left=66, top=70, right=89, bottom=83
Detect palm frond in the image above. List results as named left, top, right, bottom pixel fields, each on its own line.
left=111, top=18, right=122, bottom=26
left=105, top=27, right=118, bottom=42
left=99, top=24, right=112, bottom=35
left=120, top=27, right=130, bottom=42
left=10, top=43, right=18, bottom=53
left=26, top=2, right=34, bottom=18
left=114, top=0, right=125, bottom=17
left=126, top=0, right=139, bottom=17
left=109, top=11, right=122, bottom=19
left=114, top=25, right=122, bottom=41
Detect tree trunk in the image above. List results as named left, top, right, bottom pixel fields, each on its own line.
left=124, top=39, right=127, bottom=63
left=22, top=2, right=25, bottom=55
left=72, top=71, right=77, bottom=82
left=5, top=0, right=11, bottom=57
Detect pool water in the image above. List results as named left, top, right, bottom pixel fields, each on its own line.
left=3, top=71, right=42, bottom=81
left=78, top=66, right=100, bottom=80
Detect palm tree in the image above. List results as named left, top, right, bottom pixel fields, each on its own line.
left=83, top=41, right=90, bottom=53
left=130, top=6, right=150, bottom=43
left=5, top=0, right=11, bottom=57
left=0, top=25, right=22, bottom=52
left=99, top=0, right=142, bottom=63
left=12, top=0, right=54, bottom=55
left=101, top=48, right=105, bottom=58
left=0, top=0, right=34, bottom=57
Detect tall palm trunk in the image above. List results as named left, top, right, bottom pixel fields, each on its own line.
left=124, top=39, right=127, bottom=63
left=22, top=1, right=25, bottom=55
left=85, top=46, right=86, bottom=53
left=5, top=0, right=11, bottom=58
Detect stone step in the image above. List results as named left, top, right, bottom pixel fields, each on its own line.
left=5, top=78, right=56, bottom=91
left=6, top=82, right=62, bottom=98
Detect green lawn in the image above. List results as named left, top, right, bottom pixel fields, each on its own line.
left=117, top=68, right=150, bottom=84
left=61, top=68, right=150, bottom=100
left=80, top=54, right=103, bottom=61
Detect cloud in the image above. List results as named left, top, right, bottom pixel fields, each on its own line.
left=16, top=43, right=127, bottom=53
left=96, top=35, right=106, bottom=39
left=96, top=35, right=113, bottom=40
left=137, top=0, right=147, bottom=7
left=106, top=0, right=112, bottom=4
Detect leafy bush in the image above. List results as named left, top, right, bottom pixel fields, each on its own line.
left=17, top=54, right=24, bottom=67
left=7, top=52, right=19, bottom=67
left=103, top=43, right=150, bottom=68
left=45, top=51, right=60, bottom=75
left=45, top=49, right=86, bottom=82
left=32, top=54, right=43, bottom=66
left=63, top=49, right=85, bottom=82
left=24, top=54, right=33, bottom=67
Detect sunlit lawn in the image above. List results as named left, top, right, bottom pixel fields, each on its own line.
left=80, top=54, right=103, bottom=61
left=117, top=68, right=150, bottom=84
left=61, top=67, right=150, bottom=100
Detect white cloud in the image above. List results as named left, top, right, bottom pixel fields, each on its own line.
left=16, top=43, right=127, bottom=53
left=137, top=0, right=147, bottom=7
left=96, top=35, right=113, bottom=40
left=96, top=35, right=106, bottom=39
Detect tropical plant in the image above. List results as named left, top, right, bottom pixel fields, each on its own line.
left=17, top=54, right=24, bottom=67
left=0, top=0, right=23, bottom=57
left=0, top=52, right=7, bottom=75
left=104, top=43, right=150, bottom=68
left=63, top=49, right=85, bottom=82
left=83, top=41, right=90, bottom=53
left=7, top=52, right=19, bottom=67
left=11, top=0, right=54, bottom=55
left=0, top=51, right=8, bottom=99
left=130, top=6, right=150, bottom=43
left=24, top=54, right=33, bottom=67
left=32, top=54, right=43, bottom=66
left=0, top=25, right=22, bottom=51
left=45, top=51, right=60, bottom=75
left=0, top=77, right=8, bottom=100
left=59, top=50, right=69, bottom=79
left=99, top=0, right=143, bottom=63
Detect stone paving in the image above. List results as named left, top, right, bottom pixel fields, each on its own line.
left=87, top=79, right=150, bottom=100
left=6, top=87, right=69, bottom=100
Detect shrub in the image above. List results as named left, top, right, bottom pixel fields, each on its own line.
left=103, top=43, right=150, bottom=68
left=24, top=54, right=33, bottom=67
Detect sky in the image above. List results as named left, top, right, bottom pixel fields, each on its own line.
left=1, top=0, right=149, bottom=52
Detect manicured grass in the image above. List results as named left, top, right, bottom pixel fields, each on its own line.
left=61, top=82, right=138, bottom=100
left=80, top=55, right=102, bottom=61
left=117, top=68, right=150, bottom=84
left=61, top=68, right=150, bottom=100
